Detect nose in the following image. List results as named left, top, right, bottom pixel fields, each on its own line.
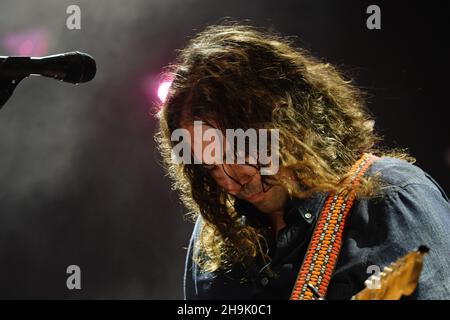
left=218, top=175, right=241, bottom=195
left=213, top=167, right=241, bottom=195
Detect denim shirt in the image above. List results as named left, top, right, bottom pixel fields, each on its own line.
left=184, top=157, right=450, bottom=300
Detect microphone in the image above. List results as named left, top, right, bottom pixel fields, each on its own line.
left=0, top=51, right=96, bottom=84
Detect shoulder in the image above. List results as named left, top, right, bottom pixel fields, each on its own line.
left=346, top=157, right=450, bottom=298
left=359, top=155, right=449, bottom=221
left=350, top=155, right=450, bottom=256
left=368, top=156, right=431, bottom=187
left=366, top=156, right=449, bottom=200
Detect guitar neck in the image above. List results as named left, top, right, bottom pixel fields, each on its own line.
left=352, top=246, right=429, bottom=300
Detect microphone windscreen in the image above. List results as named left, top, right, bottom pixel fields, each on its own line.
left=61, top=51, right=96, bottom=84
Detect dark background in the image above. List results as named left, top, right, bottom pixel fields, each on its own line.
left=0, top=0, right=448, bottom=299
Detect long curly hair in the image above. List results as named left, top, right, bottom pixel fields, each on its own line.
left=155, top=22, right=413, bottom=273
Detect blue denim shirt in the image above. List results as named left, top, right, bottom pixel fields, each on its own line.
left=184, top=157, right=450, bottom=299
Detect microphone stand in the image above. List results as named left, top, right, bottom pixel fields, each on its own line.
left=0, top=57, right=27, bottom=110
left=0, top=75, right=25, bottom=110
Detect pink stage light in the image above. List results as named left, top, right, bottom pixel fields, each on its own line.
left=2, top=29, right=49, bottom=56
left=157, top=80, right=172, bottom=103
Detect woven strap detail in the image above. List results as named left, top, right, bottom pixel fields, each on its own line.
left=290, top=153, right=378, bottom=300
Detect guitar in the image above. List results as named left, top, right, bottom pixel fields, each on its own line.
left=351, top=246, right=429, bottom=300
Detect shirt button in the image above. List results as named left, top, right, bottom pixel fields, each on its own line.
left=261, top=277, right=269, bottom=286
left=304, top=212, right=312, bottom=219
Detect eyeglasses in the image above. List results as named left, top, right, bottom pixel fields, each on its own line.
left=219, top=162, right=274, bottom=194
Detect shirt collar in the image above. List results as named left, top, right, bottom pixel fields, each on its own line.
left=284, top=192, right=328, bottom=224
left=234, top=191, right=328, bottom=227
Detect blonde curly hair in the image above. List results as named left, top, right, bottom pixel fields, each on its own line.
left=155, top=22, right=413, bottom=273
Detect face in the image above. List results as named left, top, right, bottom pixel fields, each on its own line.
left=183, top=122, right=292, bottom=215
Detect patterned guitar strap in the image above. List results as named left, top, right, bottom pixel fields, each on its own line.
left=290, top=153, right=378, bottom=300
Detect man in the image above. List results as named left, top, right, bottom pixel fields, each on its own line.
left=156, top=23, right=450, bottom=299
